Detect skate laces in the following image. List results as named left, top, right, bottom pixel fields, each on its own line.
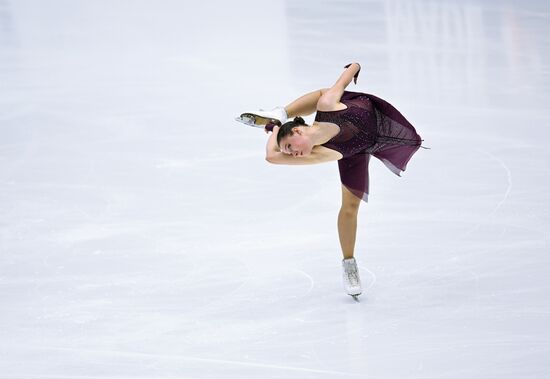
left=345, top=265, right=360, bottom=286
left=347, top=270, right=359, bottom=286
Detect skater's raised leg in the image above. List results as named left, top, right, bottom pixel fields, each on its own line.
left=236, top=88, right=328, bottom=127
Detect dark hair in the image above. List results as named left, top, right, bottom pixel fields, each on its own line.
left=276, top=117, right=308, bottom=147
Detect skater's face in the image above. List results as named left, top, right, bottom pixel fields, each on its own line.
left=280, top=128, right=313, bottom=157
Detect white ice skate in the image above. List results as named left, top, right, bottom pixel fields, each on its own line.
left=235, top=106, right=288, bottom=128
left=342, top=257, right=362, bottom=297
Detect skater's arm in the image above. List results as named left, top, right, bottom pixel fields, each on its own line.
left=265, top=126, right=341, bottom=165
left=284, top=89, right=329, bottom=118
left=317, top=63, right=361, bottom=110
left=266, top=147, right=341, bottom=165
left=266, top=125, right=282, bottom=155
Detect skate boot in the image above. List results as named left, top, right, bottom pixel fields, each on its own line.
left=342, top=257, right=362, bottom=297
left=235, top=106, right=288, bottom=128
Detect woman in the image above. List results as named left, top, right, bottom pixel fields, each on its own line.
left=236, top=63, right=425, bottom=298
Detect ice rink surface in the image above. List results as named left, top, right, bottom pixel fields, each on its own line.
left=1, top=0, right=550, bottom=377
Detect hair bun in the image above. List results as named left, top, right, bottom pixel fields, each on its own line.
left=293, top=116, right=305, bottom=125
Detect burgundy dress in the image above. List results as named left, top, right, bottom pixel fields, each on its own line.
left=314, top=91, right=424, bottom=202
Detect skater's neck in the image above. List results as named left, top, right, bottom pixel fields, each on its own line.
left=307, top=123, right=339, bottom=145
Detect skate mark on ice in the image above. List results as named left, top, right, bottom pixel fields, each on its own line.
left=190, top=257, right=253, bottom=315
left=20, top=346, right=364, bottom=377
left=451, top=148, right=513, bottom=245
left=401, top=148, right=515, bottom=281
left=293, top=269, right=315, bottom=295
left=476, top=148, right=512, bottom=215
left=358, top=265, right=376, bottom=292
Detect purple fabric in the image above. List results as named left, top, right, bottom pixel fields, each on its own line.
left=314, top=91, right=423, bottom=201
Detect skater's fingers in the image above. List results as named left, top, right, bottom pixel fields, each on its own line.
left=354, top=70, right=360, bottom=84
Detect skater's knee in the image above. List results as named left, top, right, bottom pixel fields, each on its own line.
left=340, top=185, right=361, bottom=215
left=339, top=202, right=360, bottom=216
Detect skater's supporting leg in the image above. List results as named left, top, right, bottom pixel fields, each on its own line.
left=284, top=89, right=328, bottom=118
left=338, top=185, right=361, bottom=259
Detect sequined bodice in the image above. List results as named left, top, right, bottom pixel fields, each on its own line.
left=314, top=92, right=378, bottom=158
left=314, top=91, right=423, bottom=158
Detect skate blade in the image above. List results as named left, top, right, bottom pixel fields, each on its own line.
left=234, top=114, right=262, bottom=128
left=235, top=113, right=282, bottom=128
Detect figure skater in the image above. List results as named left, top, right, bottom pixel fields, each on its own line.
left=236, top=63, right=425, bottom=297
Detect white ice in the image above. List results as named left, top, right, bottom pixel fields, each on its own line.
left=1, top=0, right=549, bottom=378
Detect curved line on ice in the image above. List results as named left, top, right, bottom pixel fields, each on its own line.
left=359, top=265, right=376, bottom=292
left=293, top=269, right=315, bottom=295
left=476, top=149, right=512, bottom=214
